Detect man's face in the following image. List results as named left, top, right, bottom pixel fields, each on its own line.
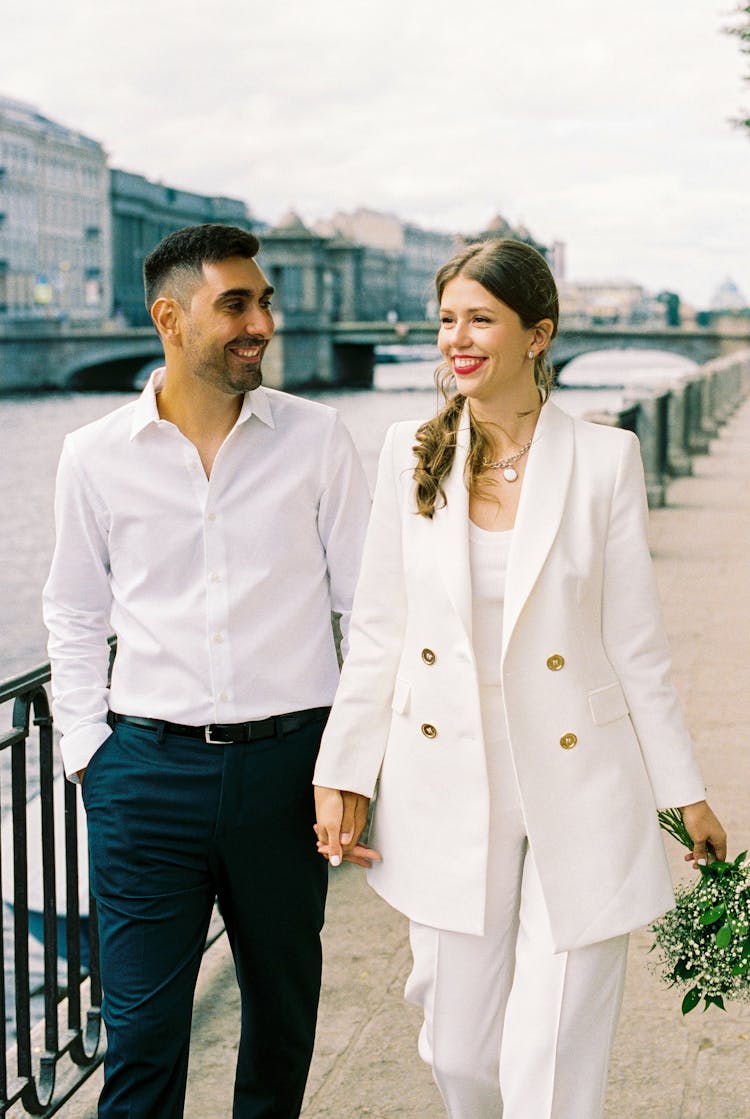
left=181, top=257, right=275, bottom=395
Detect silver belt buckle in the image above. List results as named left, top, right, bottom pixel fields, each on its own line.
left=204, top=724, right=230, bottom=745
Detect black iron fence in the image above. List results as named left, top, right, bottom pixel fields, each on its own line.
left=0, top=660, right=227, bottom=1116
left=0, top=663, right=102, bottom=1116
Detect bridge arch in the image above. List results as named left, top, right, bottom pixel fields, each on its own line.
left=550, top=329, right=727, bottom=374
left=60, top=341, right=163, bottom=390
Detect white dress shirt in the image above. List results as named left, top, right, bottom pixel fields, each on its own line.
left=43, top=369, right=371, bottom=780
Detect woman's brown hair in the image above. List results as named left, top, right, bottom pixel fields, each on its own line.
left=413, top=239, right=559, bottom=518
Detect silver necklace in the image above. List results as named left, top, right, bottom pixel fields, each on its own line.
left=482, top=440, right=532, bottom=482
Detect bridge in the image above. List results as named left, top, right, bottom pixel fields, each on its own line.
left=0, top=325, right=165, bottom=392
left=1, top=318, right=749, bottom=392
left=549, top=322, right=750, bottom=371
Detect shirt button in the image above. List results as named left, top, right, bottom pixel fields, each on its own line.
left=219, top=691, right=229, bottom=702
left=207, top=512, right=217, bottom=522
left=421, top=648, right=436, bottom=665
left=210, top=572, right=221, bottom=583
left=547, top=654, right=565, bottom=671
left=213, top=633, right=224, bottom=644
left=560, top=732, right=578, bottom=750
left=421, top=723, right=438, bottom=739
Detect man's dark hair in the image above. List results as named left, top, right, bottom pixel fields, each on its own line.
left=143, top=224, right=261, bottom=310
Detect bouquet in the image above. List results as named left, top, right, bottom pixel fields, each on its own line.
left=650, top=809, right=750, bottom=1014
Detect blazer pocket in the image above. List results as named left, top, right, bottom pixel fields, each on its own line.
left=391, top=676, right=411, bottom=715
left=588, top=681, right=629, bottom=726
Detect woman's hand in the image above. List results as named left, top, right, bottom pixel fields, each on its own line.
left=314, top=786, right=381, bottom=869
left=680, top=799, right=727, bottom=868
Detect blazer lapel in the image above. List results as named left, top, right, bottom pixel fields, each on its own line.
left=432, top=405, right=473, bottom=639
left=502, top=400, right=574, bottom=656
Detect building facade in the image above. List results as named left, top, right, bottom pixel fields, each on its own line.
left=314, top=208, right=456, bottom=320
left=558, top=279, right=664, bottom=326
left=710, top=277, right=748, bottom=313
left=316, top=208, right=556, bottom=320
left=260, top=211, right=400, bottom=325
left=110, top=169, right=254, bottom=325
left=0, top=96, right=111, bottom=323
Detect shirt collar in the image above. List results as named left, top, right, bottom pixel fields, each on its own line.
left=242, top=386, right=276, bottom=429
left=129, top=367, right=164, bottom=439
left=129, top=369, right=276, bottom=440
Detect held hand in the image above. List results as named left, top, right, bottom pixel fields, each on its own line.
left=314, top=786, right=381, bottom=869
left=680, top=799, right=727, bottom=868
left=336, top=789, right=381, bottom=867
left=340, top=789, right=369, bottom=848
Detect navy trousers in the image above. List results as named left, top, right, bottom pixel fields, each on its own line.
left=82, top=712, right=329, bottom=1119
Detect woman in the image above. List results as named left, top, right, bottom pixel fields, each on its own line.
left=313, top=239, right=726, bottom=1119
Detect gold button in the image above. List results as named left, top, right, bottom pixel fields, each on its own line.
left=560, top=733, right=578, bottom=750
left=421, top=723, right=438, bottom=739
left=421, top=648, right=436, bottom=665
left=547, top=654, right=565, bottom=671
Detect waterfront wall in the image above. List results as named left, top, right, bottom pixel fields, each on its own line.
left=582, top=348, right=750, bottom=507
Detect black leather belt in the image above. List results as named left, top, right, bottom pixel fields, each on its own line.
left=107, top=707, right=330, bottom=745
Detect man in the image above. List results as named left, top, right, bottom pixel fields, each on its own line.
left=42, top=224, right=371, bottom=1119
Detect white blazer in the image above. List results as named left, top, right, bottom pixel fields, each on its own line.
left=314, top=401, right=706, bottom=951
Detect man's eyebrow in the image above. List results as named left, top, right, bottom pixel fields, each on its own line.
left=214, top=285, right=275, bottom=303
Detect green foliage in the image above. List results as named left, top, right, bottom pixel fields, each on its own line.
left=658, top=808, right=694, bottom=850
left=726, top=4, right=750, bottom=131
left=682, top=987, right=701, bottom=1014
left=653, top=810, right=750, bottom=1015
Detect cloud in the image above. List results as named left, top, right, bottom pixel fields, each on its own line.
left=1, top=0, right=748, bottom=304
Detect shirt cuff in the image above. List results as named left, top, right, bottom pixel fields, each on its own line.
left=60, top=721, right=112, bottom=783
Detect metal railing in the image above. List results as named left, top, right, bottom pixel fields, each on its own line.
left=0, top=663, right=102, bottom=1116
left=0, top=660, right=228, bottom=1116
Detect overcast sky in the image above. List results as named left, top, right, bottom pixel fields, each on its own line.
left=2, top=0, right=749, bottom=307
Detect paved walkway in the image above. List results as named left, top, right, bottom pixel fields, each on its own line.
left=58, top=398, right=750, bottom=1119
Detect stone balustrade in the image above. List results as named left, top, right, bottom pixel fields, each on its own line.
left=582, top=349, right=750, bottom=507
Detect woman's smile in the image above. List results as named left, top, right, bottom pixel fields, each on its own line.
left=451, top=355, right=487, bottom=377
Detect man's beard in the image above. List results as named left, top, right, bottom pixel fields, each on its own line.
left=189, top=336, right=266, bottom=395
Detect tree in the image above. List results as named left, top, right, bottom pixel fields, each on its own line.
left=727, top=4, right=750, bottom=131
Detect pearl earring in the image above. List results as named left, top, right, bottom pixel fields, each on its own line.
left=527, top=350, right=535, bottom=359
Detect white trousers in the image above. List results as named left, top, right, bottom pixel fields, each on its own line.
left=404, top=687, right=629, bottom=1119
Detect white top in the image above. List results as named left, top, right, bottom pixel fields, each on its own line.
left=42, top=369, right=371, bottom=780
left=468, top=521, right=512, bottom=687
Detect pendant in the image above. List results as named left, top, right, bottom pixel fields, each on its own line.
left=503, top=466, right=518, bottom=482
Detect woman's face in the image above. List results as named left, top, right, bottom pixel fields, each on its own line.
left=437, top=274, right=537, bottom=408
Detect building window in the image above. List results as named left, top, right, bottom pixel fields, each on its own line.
left=85, top=267, right=102, bottom=307
left=85, top=225, right=100, bottom=240
left=0, top=259, right=8, bottom=313
left=280, top=266, right=303, bottom=312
